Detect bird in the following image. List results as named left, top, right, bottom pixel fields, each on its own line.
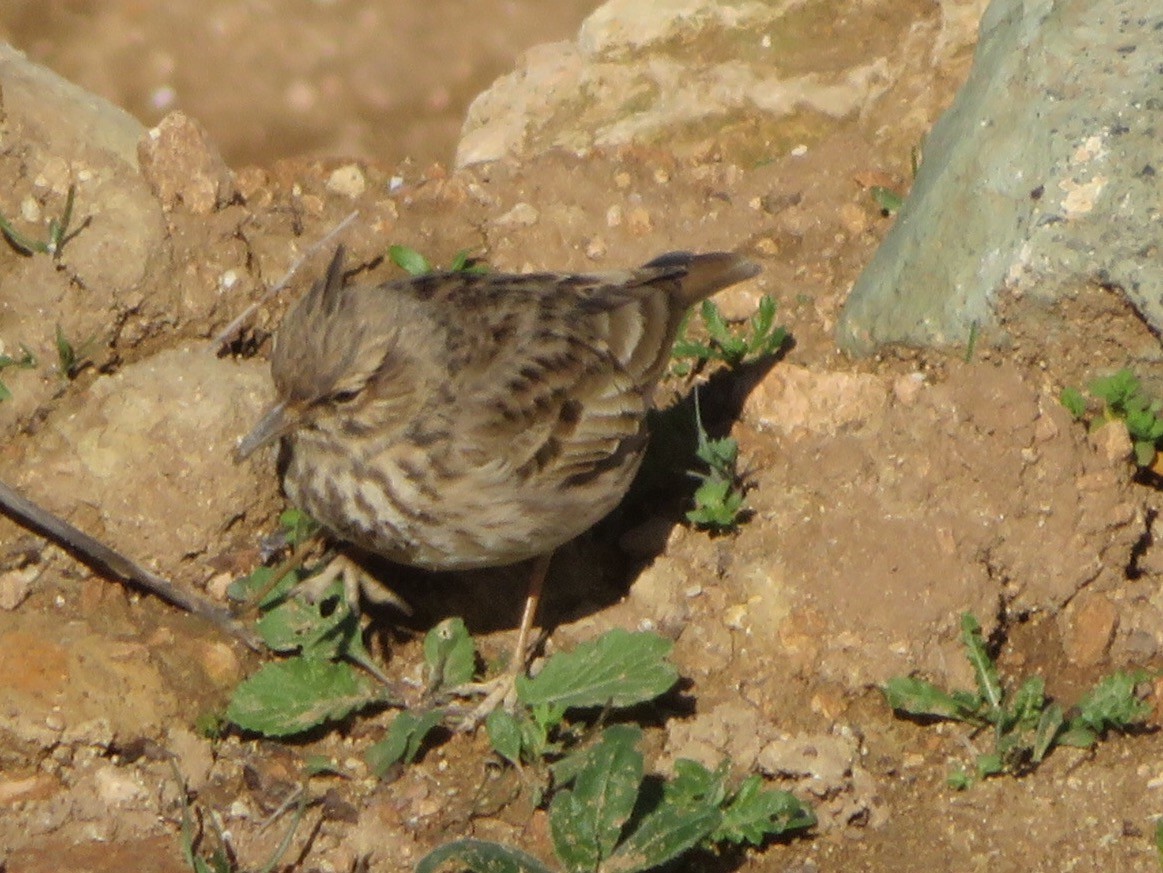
left=237, top=245, right=760, bottom=716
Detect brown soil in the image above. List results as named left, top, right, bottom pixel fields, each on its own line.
left=2, top=4, right=1162, bottom=873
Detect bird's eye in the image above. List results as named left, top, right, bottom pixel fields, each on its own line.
left=331, top=389, right=360, bottom=404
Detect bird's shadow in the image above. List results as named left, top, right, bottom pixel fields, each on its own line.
left=366, top=344, right=789, bottom=645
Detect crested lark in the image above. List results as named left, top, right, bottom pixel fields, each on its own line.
left=238, top=245, right=759, bottom=713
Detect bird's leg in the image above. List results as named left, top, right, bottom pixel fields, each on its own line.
left=455, top=551, right=552, bottom=729
left=511, top=551, right=551, bottom=677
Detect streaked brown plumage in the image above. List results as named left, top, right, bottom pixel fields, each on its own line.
left=239, top=245, right=758, bottom=703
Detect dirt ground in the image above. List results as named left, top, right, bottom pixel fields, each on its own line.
left=2, top=2, right=1163, bottom=873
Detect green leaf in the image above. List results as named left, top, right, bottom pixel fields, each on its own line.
left=694, top=435, right=738, bottom=473
left=225, top=659, right=378, bottom=737
left=486, top=709, right=524, bottom=768
left=447, top=249, right=487, bottom=274
left=415, top=839, right=556, bottom=873
left=602, top=799, right=721, bottom=873
left=1074, top=670, right=1152, bottom=734
left=1008, top=675, right=1046, bottom=732
left=715, top=776, right=815, bottom=845
left=1134, top=440, right=1157, bottom=468
left=947, top=768, right=973, bottom=790
left=366, top=708, right=445, bottom=774
left=870, top=185, right=904, bottom=214
left=1090, top=369, right=1139, bottom=409
left=515, top=629, right=678, bottom=710
left=1059, top=387, right=1087, bottom=420
left=548, top=725, right=643, bottom=869
left=960, top=614, right=1003, bottom=716
left=254, top=579, right=369, bottom=663
left=424, top=617, right=476, bottom=689
left=665, top=759, right=728, bottom=809
left=881, top=676, right=985, bottom=725
left=1032, top=702, right=1064, bottom=762
left=976, top=752, right=1004, bottom=778
left=278, top=508, right=319, bottom=546
left=389, top=244, right=431, bottom=276
left=55, top=324, right=75, bottom=377
left=1055, top=724, right=1098, bottom=748
left=303, top=754, right=344, bottom=777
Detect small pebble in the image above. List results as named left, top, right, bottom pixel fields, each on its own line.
left=326, top=164, right=367, bottom=198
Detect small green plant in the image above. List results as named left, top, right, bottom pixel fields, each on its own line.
left=55, top=324, right=96, bottom=380
left=420, top=716, right=813, bottom=873
left=0, top=183, right=85, bottom=259
left=1061, top=368, right=1163, bottom=467
left=884, top=613, right=1151, bottom=788
left=685, top=397, right=747, bottom=532
left=388, top=243, right=485, bottom=276
left=223, top=558, right=393, bottom=737
left=0, top=345, right=36, bottom=400
left=223, top=577, right=813, bottom=871
left=671, top=296, right=787, bottom=377
left=870, top=185, right=904, bottom=216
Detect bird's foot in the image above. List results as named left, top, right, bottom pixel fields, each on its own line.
left=296, top=552, right=413, bottom=616
left=447, top=671, right=522, bottom=732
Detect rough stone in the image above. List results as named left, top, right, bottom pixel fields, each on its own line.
left=838, top=0, right=1163, bottom=352
left=742, top=364, right=889, bottom=435
left=457, top=0, right=984, bottom=168
left=1061, top=591, right=1118, bottom=667
left=1, top=345, right=275, bottom=586
left=138, top=111, right=235, bottom=214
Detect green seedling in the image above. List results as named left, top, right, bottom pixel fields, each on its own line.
left=55, top=324, right=97, bottom=380
left=870, top=186, right=904, bottom=215
left=671, top=295, right=787, bottom=377
left=884, top=613, right=1151, bottom=788
left=685, top=396, right=747, bottom=532
left=0, top=184, right=86, bottom=259
left=388, top=243, right=486, bottom=276
left=1061, top=368, right=1163, bottom=467
left=416, top=727, right=813, bottom=873
left=0, top=345, right=36, bottom=400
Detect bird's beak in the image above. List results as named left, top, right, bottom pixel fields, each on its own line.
left=236, top=401, right=294, bottom=462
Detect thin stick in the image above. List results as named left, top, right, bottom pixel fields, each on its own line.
left=212, top=209, right=360, bottom=351
left=0, top=478, right=261, bottom=649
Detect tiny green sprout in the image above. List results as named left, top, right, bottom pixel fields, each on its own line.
left=55, top=324, right=96, bottom=380
left=0, top=345, right=36, bottom=401
left=389, top=244, right=486, bottom=276
left=0, top=184, right=85, bottom=259
left=964, top=321, right=980, bottom=363
left=871, top=185, right=904, bottom=215
left=1061, top=368, right=1163, bottom=467
left=1059, top=386, right=1087, bottom=420
left=277, top=507, right=319, bottom=547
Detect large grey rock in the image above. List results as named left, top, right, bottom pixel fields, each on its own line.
left=837, top=0, right=1163, bottom=353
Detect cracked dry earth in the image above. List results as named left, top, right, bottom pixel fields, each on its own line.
left=3, top=6, right=1163, bottom=873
